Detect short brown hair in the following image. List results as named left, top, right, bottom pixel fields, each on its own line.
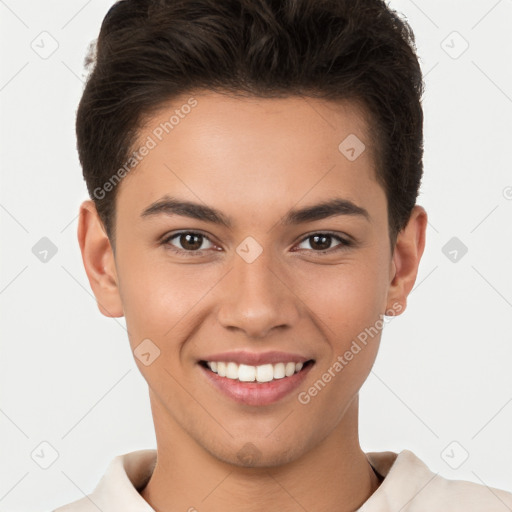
left=76, top=0, right=424, bottom=250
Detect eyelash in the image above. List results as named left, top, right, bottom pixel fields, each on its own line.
left=160, top=230, right=354, bottom=257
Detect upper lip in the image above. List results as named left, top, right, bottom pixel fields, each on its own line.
left=199, top=351, right=313, bottom=366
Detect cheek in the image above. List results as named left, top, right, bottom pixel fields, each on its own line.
left=295, top=265, right=386, bottom=420
left=115, top=248, right=175, bottom=344
left=116, top=247, right=220, bottom=354
left=298, top=255, right=388, bottom=337
left=116, top=234, right=389, bottom=354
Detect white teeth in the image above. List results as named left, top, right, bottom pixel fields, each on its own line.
left=226, top=362, right=238, bottom=379
left=238, top=364, right=256, bottom=382
left=217, top=361, right=226, bottom=377
left=256, top=364, right=274, bottom=382
left=273, top=362, right=286, bottom=379
left=285, top=362, right=296, bottom=377
left=205, top=360, right=308, bottom=382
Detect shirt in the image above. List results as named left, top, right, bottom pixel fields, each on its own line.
left=52, top=448, right=512, bottom=511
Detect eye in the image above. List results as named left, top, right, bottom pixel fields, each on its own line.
left=161, top=230, right=353, bottom=257
left=162, top=231, right=216, bottom=255
left=295, top=232, right=353, bottom=253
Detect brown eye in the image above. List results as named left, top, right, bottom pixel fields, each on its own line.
left=178, top=232, right=203, bottom=251
left=162, top=231, right=214, bottom=254
left=309, top=234, right=332, bottom=251
left=296, top=233, right=352, bottom=253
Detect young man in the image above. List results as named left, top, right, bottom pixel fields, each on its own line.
left=55, top=0, right=512, bottom=510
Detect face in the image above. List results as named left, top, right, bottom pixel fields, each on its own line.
left=79, top=91, right=426, bottom=468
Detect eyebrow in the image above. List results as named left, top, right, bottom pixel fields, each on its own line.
left=140, top=195, right=370, bottom=227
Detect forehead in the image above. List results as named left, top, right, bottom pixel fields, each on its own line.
left=116, top=91, right=383, bottom=225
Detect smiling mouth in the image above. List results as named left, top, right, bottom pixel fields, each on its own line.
left=199, top=359, right=315, bottom=383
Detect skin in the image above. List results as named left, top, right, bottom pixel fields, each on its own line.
left=78, top=91, right=427, bottom=512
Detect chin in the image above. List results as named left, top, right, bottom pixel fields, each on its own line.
left=208, top=440, right=301, bottom=469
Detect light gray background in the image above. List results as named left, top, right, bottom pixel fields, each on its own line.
left=1, top=0, right=511, bottom=510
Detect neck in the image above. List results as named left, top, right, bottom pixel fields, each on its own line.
left=140, top=393, right=381, bottom=512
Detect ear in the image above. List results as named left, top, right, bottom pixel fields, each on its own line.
left=77, top=199, right=124, bottom=318
left=386, top=205, right=427, bottom=315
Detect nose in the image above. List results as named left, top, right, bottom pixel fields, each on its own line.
left=216, top=245, right=301, bottom=339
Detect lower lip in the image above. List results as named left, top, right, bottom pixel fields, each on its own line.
left=199, top=362, right=314, bottom=406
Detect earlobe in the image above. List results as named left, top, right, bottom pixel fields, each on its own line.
left=77, top=199, right=124, bottom=318
left=385, top=205, right=427, bottom=314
